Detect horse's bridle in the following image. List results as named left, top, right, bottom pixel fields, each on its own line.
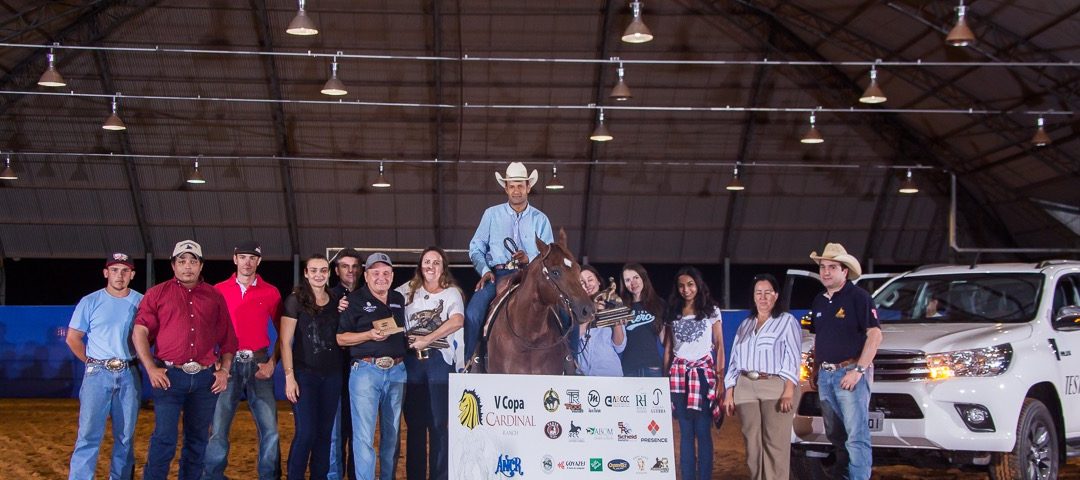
left=501, top=242, right=581, bottom=352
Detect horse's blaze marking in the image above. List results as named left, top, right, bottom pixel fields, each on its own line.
left=563, top=258, right=572, bottom=268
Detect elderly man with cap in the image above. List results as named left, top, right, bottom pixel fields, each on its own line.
left=328, top=247, right=363, bottom=480
left=807, top=243, right=883, bottom=480
left=133, top=240, right=238, bottom=480
left=464, top=162, right=554, bottom=365
left=65, top=252, right=143, bottom=480
left=336, top=252, right=407, bottom=480
left=203, top=240, right=284, bottom=480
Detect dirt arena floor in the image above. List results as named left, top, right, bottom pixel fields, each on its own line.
left=1, top=399, right=1077, bottom=479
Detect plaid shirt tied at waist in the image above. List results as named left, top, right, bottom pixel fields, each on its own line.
left=669, top=354, right=721, bottom=421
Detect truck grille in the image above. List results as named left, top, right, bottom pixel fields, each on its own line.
left=873, top=349, right=929, bottom=382
left=797, top=392, right=924, bottom=419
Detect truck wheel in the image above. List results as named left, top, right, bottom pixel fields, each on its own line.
left=990, top=398, right=1058, bottom=480
left=790, top=452, right=832, bottom=480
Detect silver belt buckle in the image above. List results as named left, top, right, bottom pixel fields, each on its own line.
left=744, top=370, right=760, bottom=380
left=820, top=362, right=837, bottom=372
left=180, top=361, right=203, bottom=374
left=374, top=356, right=395, bottom=369
left=235, top=350, right=254, bottom=362
left=104, top=358, right=127, bottom=372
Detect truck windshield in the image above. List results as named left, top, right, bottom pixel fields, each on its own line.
left=872, top=273, right=1042, bottom=324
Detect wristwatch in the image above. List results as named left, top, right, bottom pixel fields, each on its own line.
left=854, top=365, right=867, bottom=374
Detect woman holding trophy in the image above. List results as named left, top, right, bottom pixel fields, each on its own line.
left=395, top=247, right=465, bottom=480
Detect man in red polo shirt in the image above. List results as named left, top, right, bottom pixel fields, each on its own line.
left=203, top=240, right=284, bottom=480
left=133, top=240, right=237, bottom=480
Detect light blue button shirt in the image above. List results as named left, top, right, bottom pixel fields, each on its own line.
left=469, top=203, right=554, bottom=276
left=68, top=288, right=143, bottom=360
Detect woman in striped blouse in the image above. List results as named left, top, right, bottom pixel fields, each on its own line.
left=722, top=273, right=802, bottom=480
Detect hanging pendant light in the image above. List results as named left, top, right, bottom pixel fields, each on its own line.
left=726, top=165, right=745, bottom=191
left=371, top=162, right=391, bottom=188
left=286, top=0, right=319, bottom=36
left=1030, top=116, right=1051, bottom=147
left=102, top=95, right=126, bottom=131
left=945, top=1, right=975, bottom=47
left=37, top=46, right=66, bottom=87
left=186, top=157, right=207, bottom=184
left=321, top=55, right=347, bottom=96
left=0, top=154, right=17, bottom=180
left=898, top=169, right=919, bottom=194
left=800, top=110, right=824, bottom=144
left=609, top=62, right=632, bottom=101
left=621, top=1, right=654, bottom=44
left=589, top=109, right=613, bottom=142
left=859, top=66, right=887, bottom=104
left=546, top=165, right=565, bottom=190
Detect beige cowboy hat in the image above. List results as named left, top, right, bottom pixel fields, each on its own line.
left=495, top=162, right=538, bottom=189
left=810, top=242, right=863, bottom=280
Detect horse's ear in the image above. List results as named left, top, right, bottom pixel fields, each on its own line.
left=535, top=235, right=546, bottom=252
left=557, top=228, right=568, bottom=247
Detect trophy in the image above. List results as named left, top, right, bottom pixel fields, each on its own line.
left=406, top=300, right=451, bottom=359
left=592, top=278, right=635, bottom=328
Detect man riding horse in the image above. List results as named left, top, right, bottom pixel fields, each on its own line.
left=464, top=162, right=580, bottom=369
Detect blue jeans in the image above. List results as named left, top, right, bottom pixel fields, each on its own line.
left=143, top=368, right=218, bottom=480
left=203, top=360, right=281, bottom=480
left=404, top=355, right=452, bottom=480
left=672, top=392, right=713, bottom=480
left=464, top=269, right=514, bottom=361
left=625, top=366, right=663, bottom=378
left=288, top=369, right=342, bottom=480
left=817, top=365, right=872, bottom=480
left=349, top=360, right=405, bottom=480
left=69, top=364, right=141, bottom=480
left=329, top=368, right=356, bottom=480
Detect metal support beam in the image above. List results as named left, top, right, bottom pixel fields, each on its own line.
left=89, top=16, right=153, bottom=257
left=430, top=0, right=446, bottom=247
left=250, top=0, right=299, bottom=257
left=578, top=0, right=616, bottom=260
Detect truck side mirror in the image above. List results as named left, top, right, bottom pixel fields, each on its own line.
left=1053, top=305, right=1080, bottom=331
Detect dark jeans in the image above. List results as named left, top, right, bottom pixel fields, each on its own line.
left=624, top=366, right=664, bottom=377
left=403, top=355, right=453, bottom=480
left=288, top=369, right=343, bottom=480
left=464, top=269, right=515, bottom=361
left=143, top=368, right=217, bottom=480
left=672, top=391, right=713, bottom=480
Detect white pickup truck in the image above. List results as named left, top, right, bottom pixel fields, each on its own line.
left=787, top=261, right=1080, bottom=480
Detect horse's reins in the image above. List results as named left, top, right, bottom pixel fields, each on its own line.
left=499, top=239, right=580, bottom=352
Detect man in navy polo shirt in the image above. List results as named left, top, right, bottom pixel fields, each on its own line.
left=66, top=252, right=143, bottom=480
left=337, top=252, right=407, bottom=480
left=808, top=243, right=883, bottom=480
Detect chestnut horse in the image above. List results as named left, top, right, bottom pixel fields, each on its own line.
left=484, top=230, right=596, bottom=374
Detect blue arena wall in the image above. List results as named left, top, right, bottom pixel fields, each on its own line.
left=0, top=306, right=764, bottom=398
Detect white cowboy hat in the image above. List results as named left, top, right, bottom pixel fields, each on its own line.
left=495, top=162, right=538, bottom=189
left=810, top=242, right=863, bottom=280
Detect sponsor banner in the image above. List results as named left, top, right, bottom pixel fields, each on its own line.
left=449, top=373, right=675, bottom=479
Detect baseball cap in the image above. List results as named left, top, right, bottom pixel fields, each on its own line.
left=364, top=252, right=393, bottom=269
left=171, top=240, right=204, bottom=260
left=233, top=240, right=262, bottom=257
left=105, top=252, right=135, bottom=269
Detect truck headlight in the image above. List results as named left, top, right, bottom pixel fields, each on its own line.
left=926, top=344, right=1012, bottom=379
left=800, top=351, right=814, bottom=382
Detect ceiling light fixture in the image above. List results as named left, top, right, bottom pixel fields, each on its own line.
left=371, top=162, right=391, bottom=188
left=186, top=157, right=206, bottom=184
left=102, top=94, right=126, bottom=131
left=286, top=0, right=319, bottom=36
left=621, top=1, right=654, bottom=44
left=800, top=110, right=824, bottom=144
left=726, top=164, right=745, bottom=191
left=589, top=109, right=613, bottom=142
left=609, top=61, right=632, bottom=101
left=546, top=165, right=565, bottom=190
left=859, top=65, right=887, bottom=104
left=945, top=1, right=975, bottom=47
left=0, top=154, right=17, bottom=180
left=321, top=55, right=347, bottom=96
left=1031, top=116, right=1051, bottom=147
left=898, top=169, right=919, bottom=194
left=37, top=45, right=66, bottom=87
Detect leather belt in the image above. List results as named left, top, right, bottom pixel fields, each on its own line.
left=492, top=263, right=509, bottom=271
left=740, top=370, right=774, bottom=380
left=819, top=358, right=858, bottom=372
left=160, top=359, right=212, bottom=374
left=354, top=356, right=404, bottom=370
left=87, top=357, right=137, bottom=372
left=235, top=347, right=269, bottom=363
